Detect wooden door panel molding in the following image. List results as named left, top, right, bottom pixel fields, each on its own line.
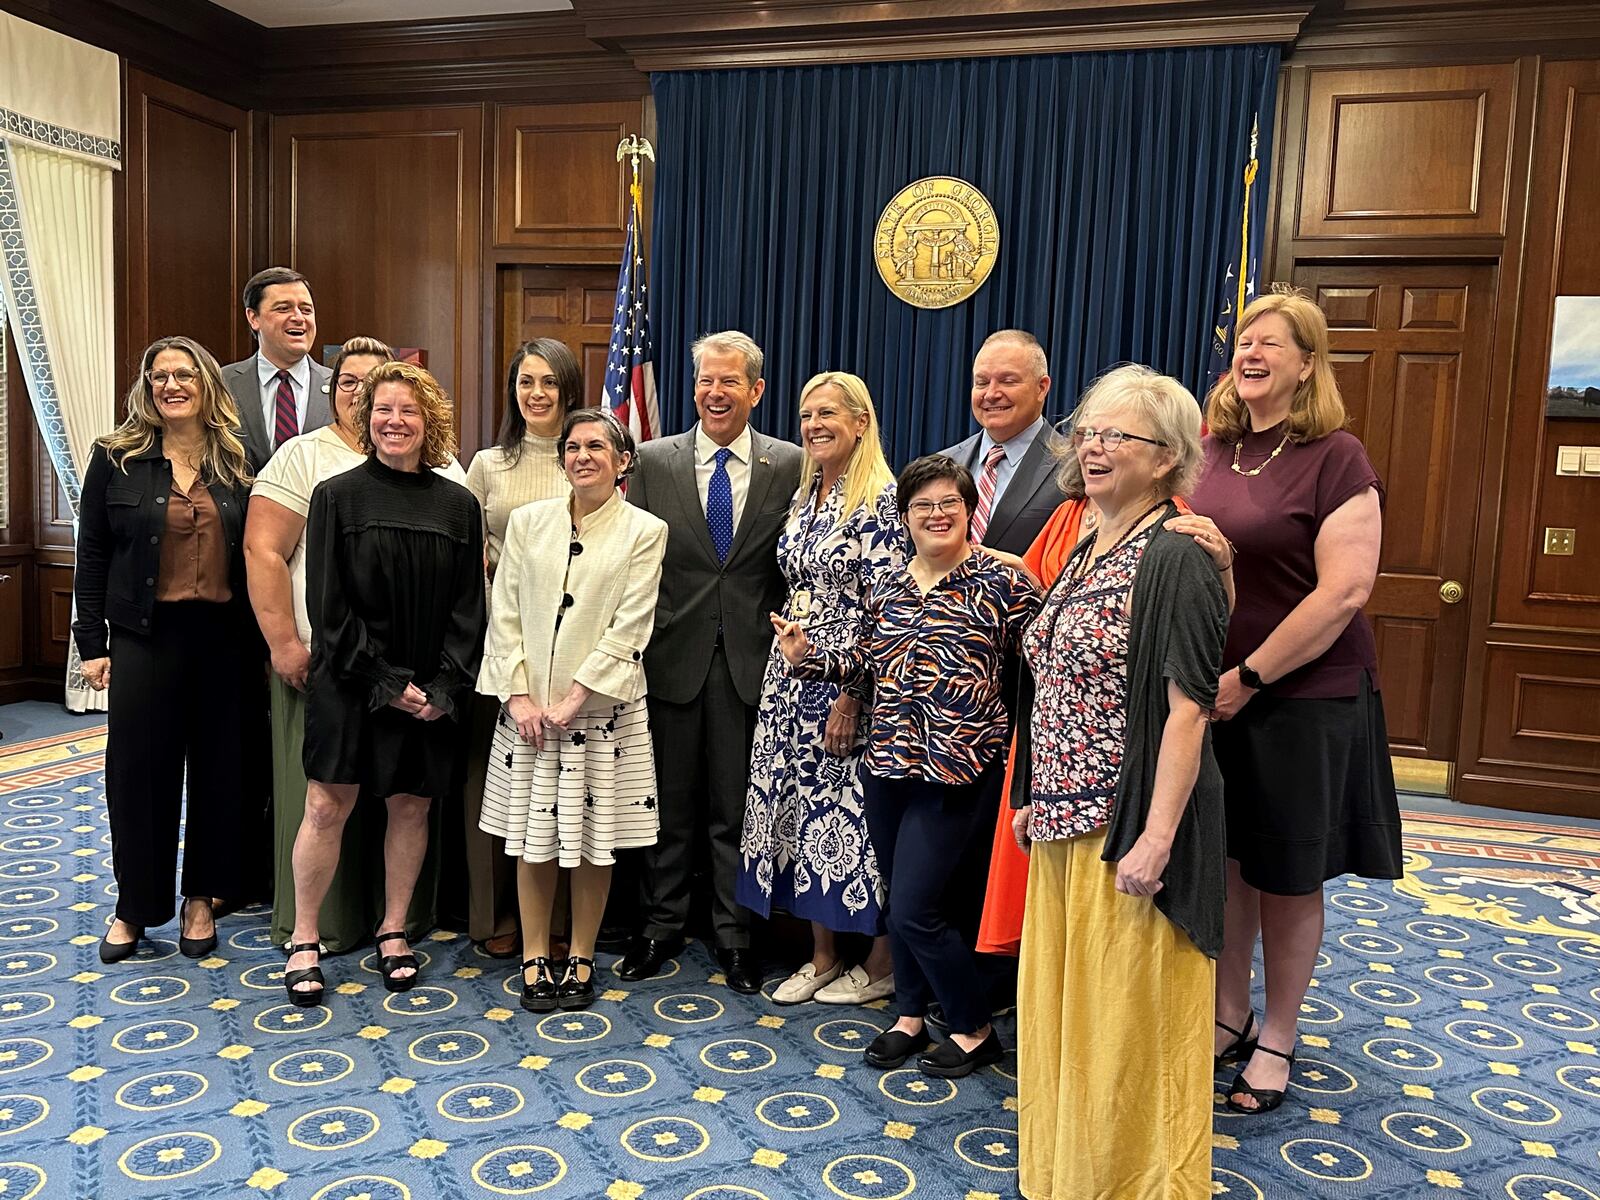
left=1294, top=263, right=1495, bottom=762
left=1297, top=63, right=1517, bottom=239
left=1473, top=644, right=1600, bottom=778
left=493, top=266, right=621, bottom=438
left=272, top=107, right=484, bottom=447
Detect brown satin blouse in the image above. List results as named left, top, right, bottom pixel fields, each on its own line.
left=155, top=474, right=231, bottom=602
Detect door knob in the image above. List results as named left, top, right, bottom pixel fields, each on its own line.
left=1439, top=580, right=1464, bottom=604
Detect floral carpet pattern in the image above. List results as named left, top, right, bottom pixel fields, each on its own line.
left=0, top=725, right=1596, bottom=1198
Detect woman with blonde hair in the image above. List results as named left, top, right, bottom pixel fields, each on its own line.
left=283, top=362, right=485, bottom=1005
left=1189, top=290, right=1401, bottom=1115
left=737, top=370, right=909, bottom=1004
left=74, top=336, right=257, bottom=963
left=1011, top=364, right=1229, bottom=1197
left=246, top=337, right=468, bottom=955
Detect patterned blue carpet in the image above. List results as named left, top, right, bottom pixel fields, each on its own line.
left=0, top=724, right=1596, bottom=1199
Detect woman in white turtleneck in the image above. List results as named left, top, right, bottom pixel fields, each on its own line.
left=458, top=339, right=580, bottom=956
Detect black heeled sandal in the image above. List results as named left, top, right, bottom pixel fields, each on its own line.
left=375, top=930, right=419, bottom=993
left=283, top=942, right=326, bottom=1008
left=521, top=956, right=558, bottom=1013
left=1226, top=1044, right=1296, bottom=1114
left=556, top=956, right=596, bottom=1011
left=1214, top=1012, right=1257, bottom=1070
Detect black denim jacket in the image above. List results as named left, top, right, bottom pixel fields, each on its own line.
left=72, top=439, right=251, bottom=660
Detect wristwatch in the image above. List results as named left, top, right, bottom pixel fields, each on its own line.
left=1237, top=661, right=1266, bottom=691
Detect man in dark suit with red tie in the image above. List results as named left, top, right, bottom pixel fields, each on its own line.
left=221, top=267, right=333, bottom=470
left=937, top=329, right=1065, bottom=555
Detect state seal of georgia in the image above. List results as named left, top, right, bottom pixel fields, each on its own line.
left=874, top=176, right=999, bottom=309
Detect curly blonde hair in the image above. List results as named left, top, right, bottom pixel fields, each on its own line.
left=99, top=336, right=253, bottom=487
left=1205, top=291, right=1347, bottom=444
left=354, top=360, right=457, bottom=468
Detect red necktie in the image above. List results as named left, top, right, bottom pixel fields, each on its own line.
left=970, top=444, right=1006, bottom=543
left=273, top=370, right=298, bottom=449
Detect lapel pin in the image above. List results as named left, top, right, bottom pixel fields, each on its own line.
left=758, top=456, right=770, bottom=465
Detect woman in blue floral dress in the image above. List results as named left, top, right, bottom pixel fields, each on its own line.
left=737, top=372, right=908, bottom=1004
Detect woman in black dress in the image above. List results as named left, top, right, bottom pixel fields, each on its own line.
left=283, top=361, right=486, bottom=1006
left=74, top=336, right=257, bottom=964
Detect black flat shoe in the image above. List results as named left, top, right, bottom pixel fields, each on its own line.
left=178, top=897, right=218, bottom=959
left=1226, top=1045, right=1296, bottom=1114
left=916, top=1028, right=1004, bottom=1078
left=718, top=947, right=763, bottom=995
left=864, top=1027, right=932, bottom=1069
left=375, top=930, right=419, bottom=993
left=1214, top=1011, right=1257, bottom=1070
left=557, top=956, right=597, bottom=1010
left=98, top=925, right=143, bottom=964
left=283, top=941, right=325, bottom=1008
left=617, top=935, right=683, bottom=982
left=520, top=956, right=557, bottom=1013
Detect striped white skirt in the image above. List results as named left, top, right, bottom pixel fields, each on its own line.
left=478, top=699, right=659, bottom=867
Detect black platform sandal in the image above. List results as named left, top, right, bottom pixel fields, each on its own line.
left=1214, top=1012, right=1257, bottom=1070
left=556, top=956, right=596, bottom=1011
left=1226, top=1045, right=1296, bottom=1114
left=375, top=930, right=419, bottom=993
left=283, top=942, right=326, bottom=1008
left=521, top=956, right=558, bottom=1013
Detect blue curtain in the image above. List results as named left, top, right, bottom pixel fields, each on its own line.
left=650, top=45, right=1279, bottom=463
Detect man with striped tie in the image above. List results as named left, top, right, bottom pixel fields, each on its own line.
left=222, top=267, right=333, bottom=471
left=937, top=330, right=1064, bottom=556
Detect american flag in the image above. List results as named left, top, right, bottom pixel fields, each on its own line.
left=607, top=180, right=659, bottom=441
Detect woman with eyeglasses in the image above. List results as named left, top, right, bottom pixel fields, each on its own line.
left=1009, top=366, right=1229, bottom=1199
left=772, top=454, right=1039, bottom=1079
left=245, top=337, right=468, bottom=955
left=1189, top=292, right=1400, bottom=1117
left=74, top=337, right=258, bottom=964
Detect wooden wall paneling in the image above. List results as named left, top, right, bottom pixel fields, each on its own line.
left=272, top=107, right=484, bottom=451
left=496, top=266, right=625, bottom=425
left=122, top=69, right=254, bottom=382
left=1296, top=62, right=1518, bottom=239
left=492, top=100, right=652, bottom=260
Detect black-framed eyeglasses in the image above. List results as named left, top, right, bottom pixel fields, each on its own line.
left=906, top=496, right=966, bottom=518
left=1071, top=425, right=1167, bottom=452
left=335, top=374, right=364, bottom=393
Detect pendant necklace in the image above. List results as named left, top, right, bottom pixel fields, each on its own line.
left=1231, top=431, right=1291, bottom=477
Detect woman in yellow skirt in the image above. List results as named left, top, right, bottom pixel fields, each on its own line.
left=1010, top=365, right=1231, bottom=1199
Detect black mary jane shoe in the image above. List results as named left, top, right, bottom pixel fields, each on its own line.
left=1214, top=1011, right=1258, bottom=1071
left=864, top=1027, right=932, bottom=1069
left=916, top=1027, right=1005, bottom=1079
left=283, top=941, right=326, bottom=1008
left=374, top=930, right=420, bottom=993
left=98, top=924, right=144, bottom=965
left=178, top=897, right=218, bottom=959
left=557, top=956, right=597, bottom=1011
left=520, top=956, right=558, bottom=1013
left=1226, top=1045, right=1296, bottom=1115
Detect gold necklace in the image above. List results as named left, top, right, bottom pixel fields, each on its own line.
left=1231, top=432, right=1291, bottom=477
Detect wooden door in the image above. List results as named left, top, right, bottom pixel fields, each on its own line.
left=1293, top=264, right=1496, bottom=762
left=495, top=266, right=620, bottom=432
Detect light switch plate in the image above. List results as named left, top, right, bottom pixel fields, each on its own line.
left=1558, top=445, right=1584, bottom=475
left=1584, top=447, right=1600, bottom=476
left=1544, top=527, right=1576, bottom=556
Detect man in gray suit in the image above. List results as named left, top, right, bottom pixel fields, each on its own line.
left=222, top=267, right=333, bottom=469
left=938, top=329, right=1066, bottom=555
left=622, top=330, right=803, bottom=993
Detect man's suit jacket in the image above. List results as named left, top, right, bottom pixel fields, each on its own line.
left=223, top=355, right=334, bottom=470
left=939, top=427, right=1069, bottom=556
left=627, top=428, right=803, bottom=709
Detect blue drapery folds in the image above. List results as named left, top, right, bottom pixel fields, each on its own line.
left=650, top=45, right=1280, bottom=461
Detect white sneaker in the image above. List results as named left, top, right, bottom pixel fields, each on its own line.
left=814, top=964, right=895, bottom=1005
left=771, top=960, right=845, bottom=1004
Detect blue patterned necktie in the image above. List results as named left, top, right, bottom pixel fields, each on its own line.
left=707, top=447, right=735, bottom=562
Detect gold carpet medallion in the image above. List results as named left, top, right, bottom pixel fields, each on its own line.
left=875, top=176, right=999, bottom=309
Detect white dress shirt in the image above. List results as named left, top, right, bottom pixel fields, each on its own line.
left=977, top=415, right=1046, bottom=509
left=694, top=422, right=753, bottom=530
left=254, top=353, right=313, bottom=440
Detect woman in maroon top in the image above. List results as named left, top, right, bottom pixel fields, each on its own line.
left=1186, top=292, right=1402, bottom=1115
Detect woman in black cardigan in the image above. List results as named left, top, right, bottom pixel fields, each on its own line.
left=73, top=336, right=258, bottom=964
